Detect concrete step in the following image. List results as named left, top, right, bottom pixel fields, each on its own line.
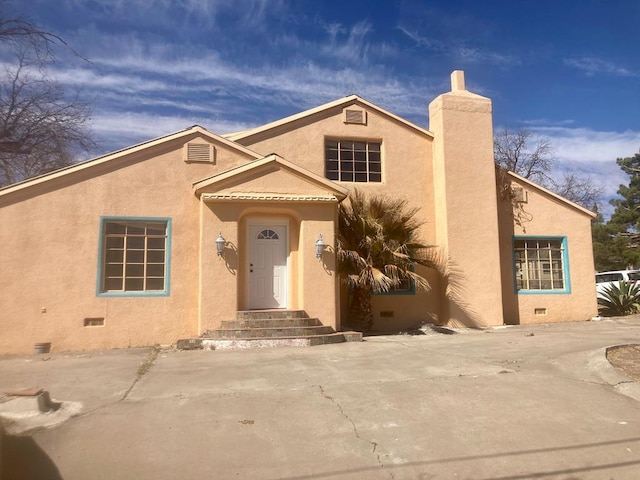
left=202, top=332, right=349, bottom=350
left=220, top=317, right=322, bottom=329
left=236, top=309, right=309, bottom=320
left=204, top=325, right=335, bottom=339
left=176, top=331, right=362, bottom=351
left=175, top=309, right=362, bottom=351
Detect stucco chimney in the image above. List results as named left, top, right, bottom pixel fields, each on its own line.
left=428, top=71, right=504, bottom=327
left=451, top=70, right=465, bottom=91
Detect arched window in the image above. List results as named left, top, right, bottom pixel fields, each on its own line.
left=256, top=229, right=279, bottom=240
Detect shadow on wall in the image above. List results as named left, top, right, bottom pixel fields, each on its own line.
left=1, top=432, right=63, bottom=480
left=435, top=255, right=487, bottom=329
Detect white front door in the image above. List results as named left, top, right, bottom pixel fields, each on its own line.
left=248, top=224, right=288, bottom=309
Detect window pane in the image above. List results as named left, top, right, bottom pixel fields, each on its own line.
left=147, top=237, right=165, bottom=249
left=326, top=160, right=338, bottom=171
left=106, top=264, right=123, bottom=276
left=327, top=171, right=339, bottom=180
left=147, top=250, right=165, bottom=263
left=341, top=150, right=353, bottom=161
left=106, top=237, right=124, bottom=249
left=325, top=140, right=338, bottom=149
left=126, top=264, right=144, bottom=277
left=127, top=237, right=145, bottom=249
left=369, top=173, right=381, bottom=182
left=354, top=142, right=366, bottom=151
left=126, top=224, right=145, bottom=235
left=369, top=162, right=381, bottom=173
left=146, top=278, right=165, bottom=290
left=147, top=264, right=165, bottom=276
left=106, top=249, right=124, bottom=262
left=125, top=278, right=144, bottom=291
left=106, top=222, right=126, bottom=234
left=126, top=250, right=145, bottom=263
left=146, top=225, right=166, bottom=236
left=341, top=172, right=354, bottom=182
left=105, top=277, right=123, bottom=291
left=355, top=173, right=368, bottom=182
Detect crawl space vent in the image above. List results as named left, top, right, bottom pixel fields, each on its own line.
left=184, top=143, right=215, bottom=164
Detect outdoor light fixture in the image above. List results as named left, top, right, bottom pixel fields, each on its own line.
left=215, top=232, right=226, bottom=257
left=315, top=234, right=326, bottom=261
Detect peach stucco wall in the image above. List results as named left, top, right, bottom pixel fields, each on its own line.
left=236, top=103, right=443, bottom=329
left=0, top=134, right=253, bottom=354
left=497, top=178, right=598, bottom=324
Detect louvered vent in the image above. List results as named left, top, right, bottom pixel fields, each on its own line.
left=344, top=108, right=367, bottom=125
left=184, top=143, right=215, bottom=164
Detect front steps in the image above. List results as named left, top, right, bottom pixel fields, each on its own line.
left=177, top=310, right=362, bottom=350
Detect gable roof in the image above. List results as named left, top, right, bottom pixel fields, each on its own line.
left=0, top=125, right=263, bottom=199
left=223, top=95, right=433, bottom=143
left=193, top=153, right=349, bottom=201
left=507, top=171, right=597, bottom=218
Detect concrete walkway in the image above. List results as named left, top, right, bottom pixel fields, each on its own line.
left=2, top=318, right=640, bottom=479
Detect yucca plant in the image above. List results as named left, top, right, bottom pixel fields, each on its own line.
left=598, top=280, right=640, bottom=316
left=337, top=189, right=442, bottom=331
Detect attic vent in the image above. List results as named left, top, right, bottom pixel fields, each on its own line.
left=344, top=108, right=367, bottom=125
left=512, top=187, right=527, bottom=203
left=184, top=143, right=215, bottom=164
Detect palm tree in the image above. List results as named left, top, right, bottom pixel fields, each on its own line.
left=337, top=189, right=441, bottom=331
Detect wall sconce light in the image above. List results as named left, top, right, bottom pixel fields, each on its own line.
left=215, top=232, right=226, bottom=257
left=315, top=234, right=326, bottom=261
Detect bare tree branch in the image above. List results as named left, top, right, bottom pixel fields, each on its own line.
left=494, top=127, right=602, bottom=209
left=0, top=50, right=95, bottom=186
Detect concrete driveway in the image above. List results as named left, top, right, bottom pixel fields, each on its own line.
left=2, top=317, right=640, bottom=480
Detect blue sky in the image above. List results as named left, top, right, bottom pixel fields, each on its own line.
left=8, top=0, right=640, bottom=211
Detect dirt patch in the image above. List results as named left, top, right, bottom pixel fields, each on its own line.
left=606, top=344, right=640, bottom=382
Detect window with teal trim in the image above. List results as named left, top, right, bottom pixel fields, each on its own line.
left=374, top=273, right=416, bottom=296
left=99, top=219, right=169, bottom=294
left=514, top=237, right=567, bottom=292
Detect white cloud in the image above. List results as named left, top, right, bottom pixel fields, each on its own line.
left=91, top=111, right=253, bottom=152
left=564, top=57, right=638, bottom=77
left=534, top=127, right=640, bottom=164
left=526, top=127, right=640, bottom=214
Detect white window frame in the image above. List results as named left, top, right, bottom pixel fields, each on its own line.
left=97, top=217, right=171, bottom=297
left=513, top=236, right=570, bottom=293
left=325, top=139, right=382, bottom=183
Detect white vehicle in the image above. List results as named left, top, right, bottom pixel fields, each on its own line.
left=595, top=270, right=640, bottom=297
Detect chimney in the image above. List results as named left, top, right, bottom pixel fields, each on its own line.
left=451, top=70, right=466, bottom=91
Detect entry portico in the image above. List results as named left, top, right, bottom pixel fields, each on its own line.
left=193, top=154, right=348, bottom=334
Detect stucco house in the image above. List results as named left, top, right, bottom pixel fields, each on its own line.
left=0, top=71, right=598, bottom=354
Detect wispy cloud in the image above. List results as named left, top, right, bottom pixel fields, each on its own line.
left=454, top=46, right=520, bottom=66
left=524, top=126, right=640, bottom=213
left=564, top=57, right=637, bottom=77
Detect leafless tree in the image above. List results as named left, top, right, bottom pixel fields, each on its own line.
left=494, top=128, right=602, bottom=209
left=0, top=6, right=95, bottom=187
left=0, top=51, right=95, bottom=186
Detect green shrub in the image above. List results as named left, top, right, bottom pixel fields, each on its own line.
left=598, top=280, right=640, bottom=316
